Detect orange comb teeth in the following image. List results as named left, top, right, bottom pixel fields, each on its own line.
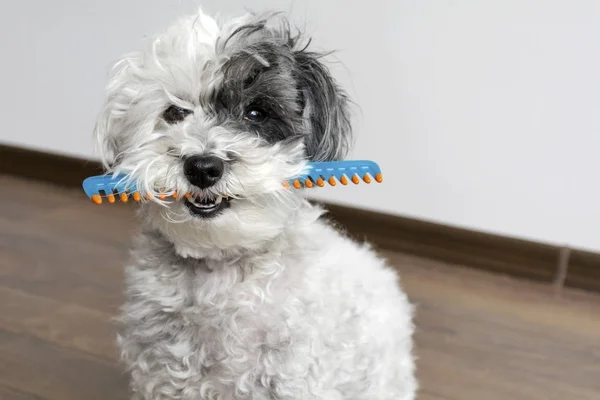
left=90, top=173, right=384, bottom=205
left=84, top=161, right=383, bottom=205
left=91, top=194, right=102, bottom=205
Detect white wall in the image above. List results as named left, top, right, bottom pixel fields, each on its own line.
left=1, top=1, right=599, bottom=252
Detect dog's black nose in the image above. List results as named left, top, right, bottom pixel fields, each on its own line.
left=183, top=155, right=224, bottom=189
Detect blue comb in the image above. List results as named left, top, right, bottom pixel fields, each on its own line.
left=82, top=160, right=382, bottom=204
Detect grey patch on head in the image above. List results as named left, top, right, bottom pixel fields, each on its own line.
left=293, top=49, right=353, bottom=161
left=208, top=12, right=353, bottom=161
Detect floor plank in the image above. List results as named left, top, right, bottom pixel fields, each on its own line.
left=0, top=386, right=45, bottom=400
left=0, top=330, right=128, bottom=400
left=388, top=253, right=600, bottom=400
left=1, top=174, right=600, bottom=400
left=0, top=287, right=118, bottom=361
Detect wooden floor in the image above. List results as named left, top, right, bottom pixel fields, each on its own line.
left=1, top=174, right=599, bottom=400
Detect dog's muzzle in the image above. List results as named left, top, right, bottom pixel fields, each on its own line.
left=182, top=155, right=231, bottom=218
left=184, top=155, right=224, bottom=189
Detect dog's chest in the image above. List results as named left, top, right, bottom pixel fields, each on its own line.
left=121, top=259, right=306, bottom=393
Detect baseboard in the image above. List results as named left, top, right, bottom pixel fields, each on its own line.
left=1, top=144, right=103, bottom=187
left=2, top=143, right=599, bottom=292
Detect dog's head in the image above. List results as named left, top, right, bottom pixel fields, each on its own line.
left=94, top=9, right=352, bottom=258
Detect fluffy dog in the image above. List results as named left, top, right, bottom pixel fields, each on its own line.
left=94, top=8, right=416, bottom=400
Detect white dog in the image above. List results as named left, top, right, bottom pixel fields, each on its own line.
left=94, top=8, right=416, bottom=400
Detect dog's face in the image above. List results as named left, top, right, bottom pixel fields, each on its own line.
left=94, top=10, right=352, bottom=258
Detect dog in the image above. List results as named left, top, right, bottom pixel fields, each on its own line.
left=93, top=8, right=416, bottom=400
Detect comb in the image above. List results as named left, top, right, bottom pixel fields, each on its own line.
left=82, top=160, right=382, bottom=204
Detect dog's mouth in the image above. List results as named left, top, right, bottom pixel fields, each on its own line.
left=185, top=195, right=231, bottom=218
left=184, top=194, right=231, bottom=218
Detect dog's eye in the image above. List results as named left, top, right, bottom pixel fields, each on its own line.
left=244, top=108, right=267, bottom=123
left=163, top=105, right=192, bottom=124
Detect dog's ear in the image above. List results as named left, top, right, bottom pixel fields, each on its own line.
left=293, top=50, right=353, bottom=161
left=93, top=54, right=141, bottom=171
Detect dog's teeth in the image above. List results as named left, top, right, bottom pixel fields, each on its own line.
left=214, top=196, right=223, bottom=205
left=189, top=196, right=200, bottom=205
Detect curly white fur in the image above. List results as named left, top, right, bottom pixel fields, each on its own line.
left=94, top=8, right=417, bottom=400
